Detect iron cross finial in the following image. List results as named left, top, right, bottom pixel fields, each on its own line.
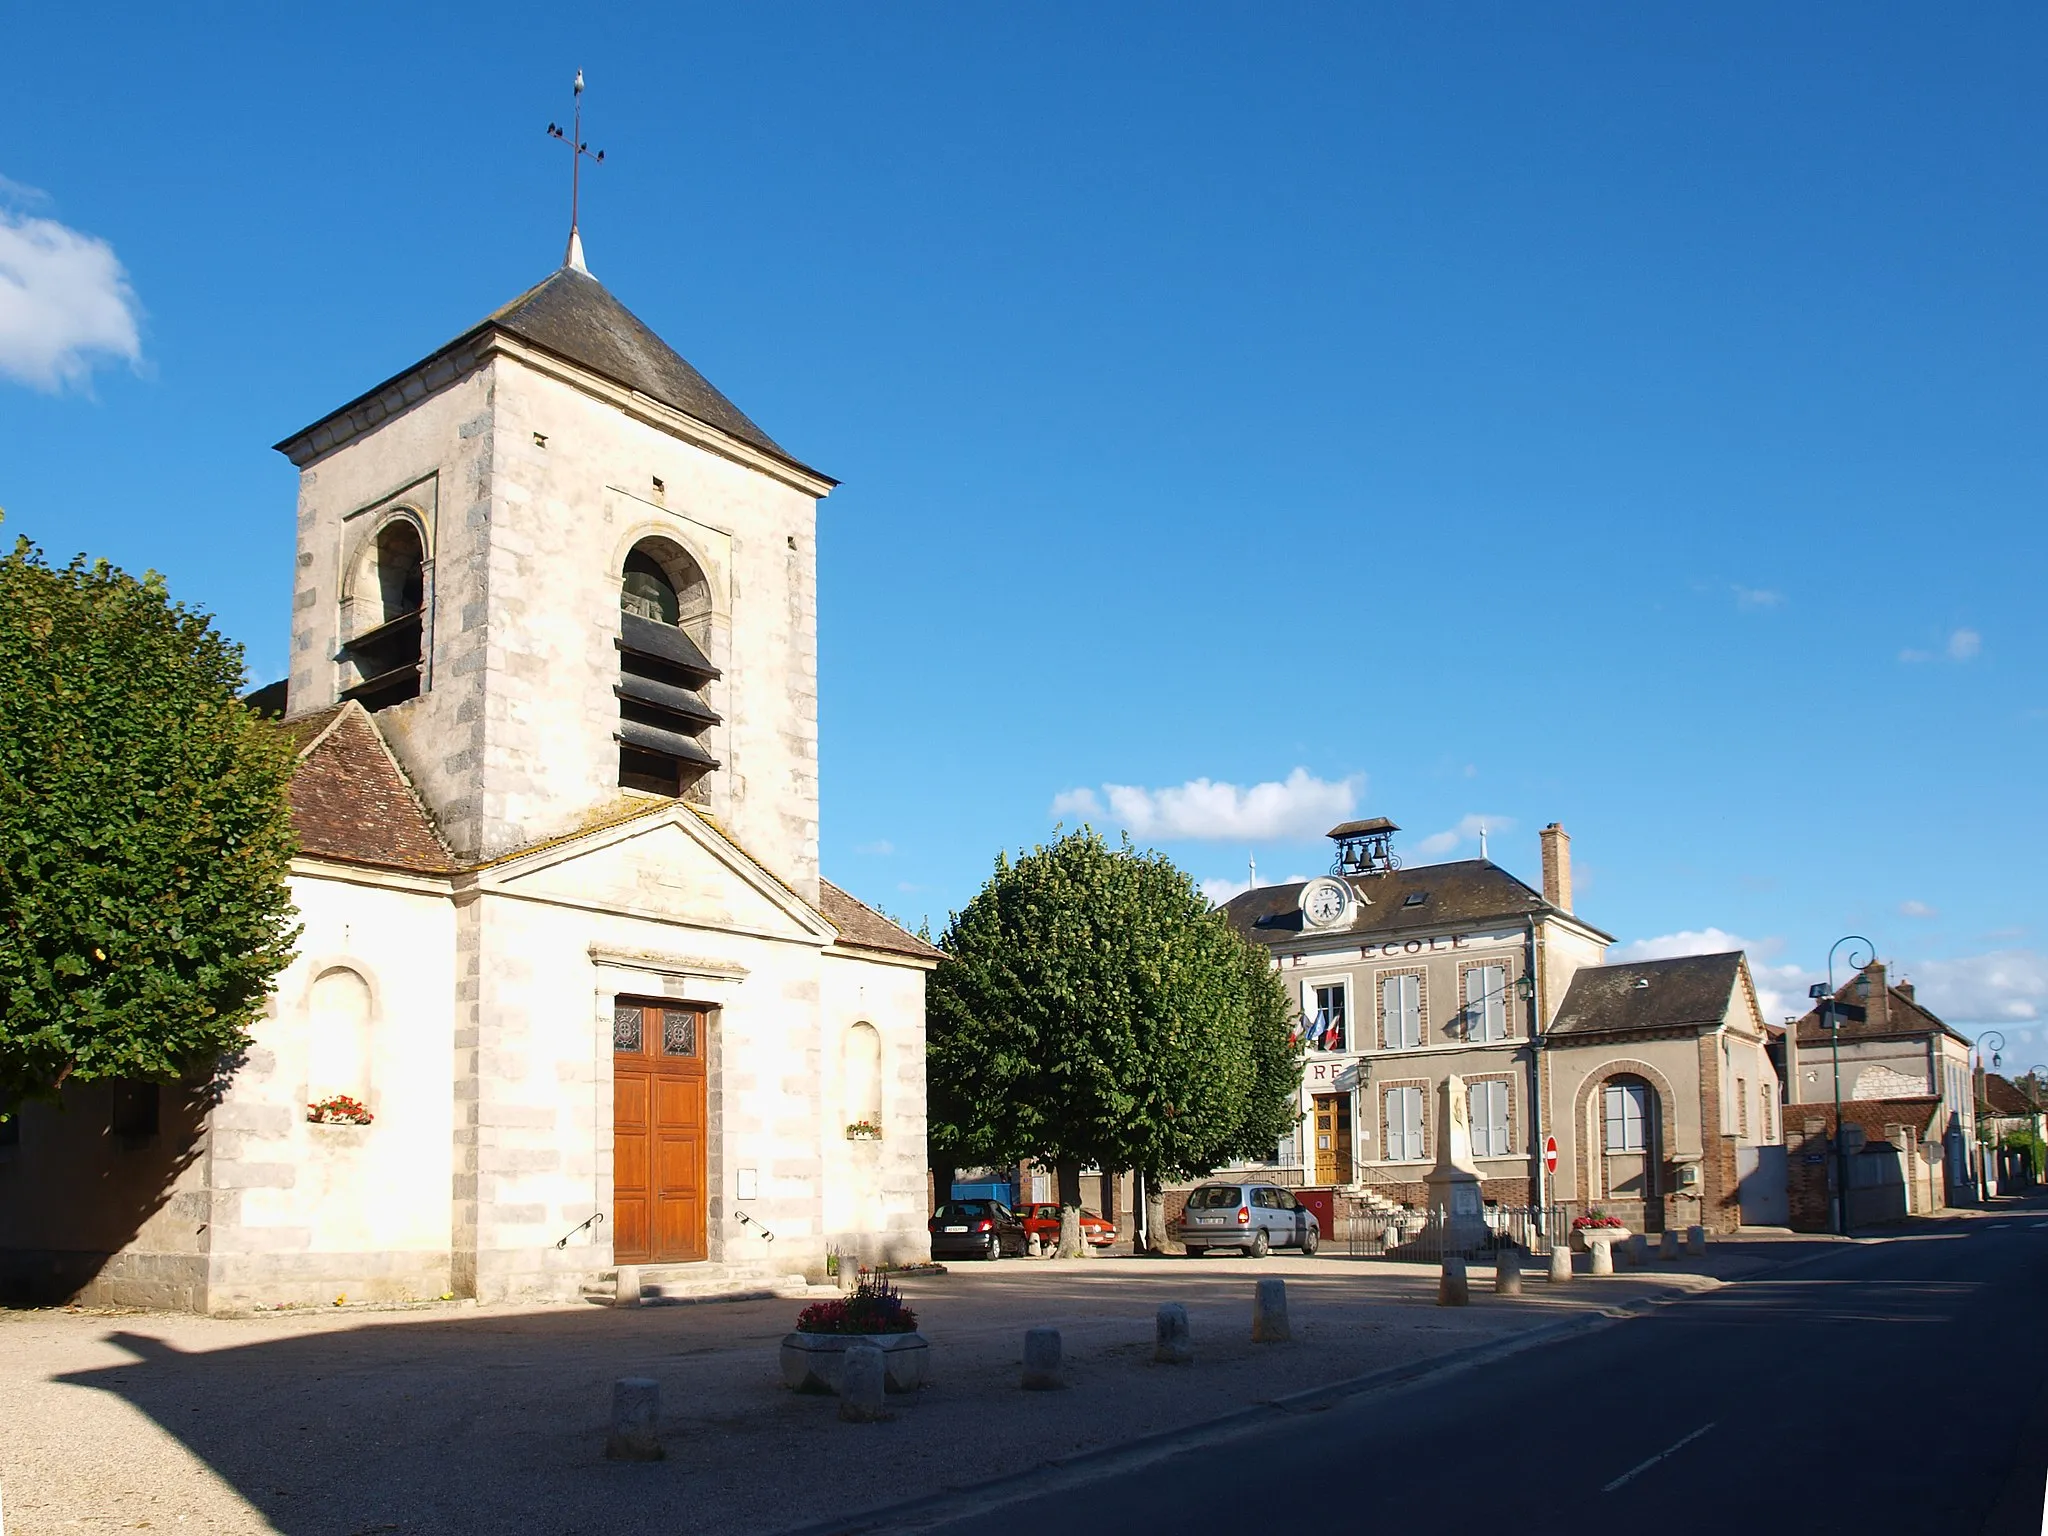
left=546, top=69, right=604, bottom=271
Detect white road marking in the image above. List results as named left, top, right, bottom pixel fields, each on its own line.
left=1602, top=1423, right=1717, bottom=1494
left=2029, top=1221, right=2048, bottom=1230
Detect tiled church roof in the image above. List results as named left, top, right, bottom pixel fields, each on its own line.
left=284, top=704, right=459, bottom=874
left=819, top=880, right=945, bottom=962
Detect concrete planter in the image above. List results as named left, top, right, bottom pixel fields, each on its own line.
left=780, top=1331, right=928, bottom=1395
left=1569, top=1225, right=1629, bottom=1253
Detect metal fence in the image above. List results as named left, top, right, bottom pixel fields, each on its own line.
left=1344, top=1200, right=1571, bottom=1260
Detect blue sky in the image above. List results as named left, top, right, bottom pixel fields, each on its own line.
left=3, top=5, right=2042, bottom=1041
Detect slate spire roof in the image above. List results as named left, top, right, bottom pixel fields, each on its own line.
left=478, top=265, right=786, bottom=459
left=277, top=262, right=830, bottom=483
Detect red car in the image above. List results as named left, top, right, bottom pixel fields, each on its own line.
left=1018, top=1203, right=1116, bottom=1248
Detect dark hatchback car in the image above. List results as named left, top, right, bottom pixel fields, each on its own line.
left=928, top=1199, right=1028, bottom=1261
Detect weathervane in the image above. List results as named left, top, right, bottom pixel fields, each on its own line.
left=546, top=69, right=605, bottom=272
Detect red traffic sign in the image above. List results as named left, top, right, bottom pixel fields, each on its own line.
left=1544, top=1136, right=1559, bottom=1173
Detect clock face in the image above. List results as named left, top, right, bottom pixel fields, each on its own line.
left=1301, top=877, right=1351, bottom=928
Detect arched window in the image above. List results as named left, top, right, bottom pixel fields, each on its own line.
left=307, top=966, right=373, bottom=1105
left=1600, top=1073, right=1657, bottom=1200
left=341, top=519, right=426, bottom=711
left=616, top=538, right=721, bottom=797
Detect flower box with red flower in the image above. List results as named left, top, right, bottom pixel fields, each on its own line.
left=307, top=1095, right=373, bottom=1126
left=780, top=1272, right=927, bottom=1394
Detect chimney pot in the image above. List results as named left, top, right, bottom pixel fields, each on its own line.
left=1539, top=823, right=1573, bottom=914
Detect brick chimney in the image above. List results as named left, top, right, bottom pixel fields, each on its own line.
left=1896, top=978, right=1915, bottom=1002
left=1539, top=823, right=1572, bottom=913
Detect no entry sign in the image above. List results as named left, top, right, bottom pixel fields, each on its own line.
left=1544, top=1136, right=1559, bottom=1173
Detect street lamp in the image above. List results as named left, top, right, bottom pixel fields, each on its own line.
left=1974, top=1030, right=2006, bottom=1198
left=1811, top=935, right=1875, bottom=1235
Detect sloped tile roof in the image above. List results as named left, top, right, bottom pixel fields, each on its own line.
left=1790, top=963, right=1970, bottom=1048
left=819, top=879, right=944, bottom=962
left=1222, top=859, right=1611, bottom=944
left=1548, top=953, right=1744, bottom=1038
left=1784, top=1096, right=1945, bottom=1143
left=284, top=704, right=458, bottom=875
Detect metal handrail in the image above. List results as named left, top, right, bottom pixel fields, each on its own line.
left=734, top=1210, right=776, bottom=1243
left=555, top=1211, right=605, bottom=1249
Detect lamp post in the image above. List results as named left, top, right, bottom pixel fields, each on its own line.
left=1974, top=1030, right=2006, bottom=1199
left=1811, top=935, right=1875, bottom=1235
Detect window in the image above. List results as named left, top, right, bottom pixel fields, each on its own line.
left=340, top=518, right=427, bottom=712
left=1760, top=1086, right=1773, bottom=1143
left=1309, top=982, right=1348, bottom=1052
left=1737, top=1078, right=1749, bottom=1137
left=1604, top=1080, right=1649, bottom=1153
left=617, top=538, right=722, bottom=797
left=110, top=1080, right=160, bottom=1142
left=1187, top=1185, right=1247, bottom=1209
left=1382, top=974, right=1421, bottom=1049
left=1386, top=1086, right=1425, bottom=1161
left=1467, top=965, right=1507, bottom=1043
left=1469, top=1080, right=1510, bottom=1157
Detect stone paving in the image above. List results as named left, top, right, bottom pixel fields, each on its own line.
left=0, top=1242, right=1821, bottom=1536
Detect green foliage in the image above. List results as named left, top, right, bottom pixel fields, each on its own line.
left=0, top=537, right=300, bottom=1104
left=2000, top=1126, right=2045, bottom=1177
left=927, top=829, right=1301, bottom=1183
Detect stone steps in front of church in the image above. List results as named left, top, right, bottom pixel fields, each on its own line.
left=581, top=1262, right=829, bottom=1307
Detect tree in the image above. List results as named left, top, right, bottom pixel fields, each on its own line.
left=0, top=537, right=300, bottom=1110
left=928, top=829, right=1300, bottom=1256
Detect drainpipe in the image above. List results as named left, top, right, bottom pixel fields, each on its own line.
left=1526, top=916, right=1546, bottom=1229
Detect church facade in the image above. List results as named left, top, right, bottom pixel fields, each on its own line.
left=0, top=256, right=938, bottom=1312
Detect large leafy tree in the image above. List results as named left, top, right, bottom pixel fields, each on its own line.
left=0, top=537, right=300, bottom=1108
left=928, top=829, right=1299, bottom=1254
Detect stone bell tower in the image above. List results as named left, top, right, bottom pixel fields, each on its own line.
left=273, top=254, right=836, bottom=899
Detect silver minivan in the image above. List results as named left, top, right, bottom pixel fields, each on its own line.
left=1176, top=1182, right=1321, bottom=1258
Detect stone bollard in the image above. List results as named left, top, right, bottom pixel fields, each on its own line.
left=838, top=1340, right=891, bottom=1422
left=1021, top=1326, right=1064, bottom=1390
left=1026, top=1232, right=1043, bottom=1259
left=613, top=1265, right=643, bottom=1308
left=1627, top=1233, right=1648, bottom=1267
left=1659, top=1229, right=1680, bottom=1262
left=1686, top=1225, right=1706, bottom=1256
left=1494, top=1249, right=1522, bottom=1297
left=1154, top=1302, right=1193, bottom=1364
left=1588, top=1238, right=1615, bottom=1276
left=604, top=1378, right=663, bottom=1461
left=1548, top=1244, right=1572, bottom=1284
left=1438, top=1256, right=1470, bottom=1307
left=1252, top=1278, right=1290, bottom=1342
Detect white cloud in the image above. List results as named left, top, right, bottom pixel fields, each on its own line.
left=1050, top=768, right=1360, bottom=842
left=0, top=198, right=143, bottom=391
left=1414, top=813, right=1516, bottom=859
left=1733, top=585, right=1785, bottom=610
left=1200, top=876, right=1251, bottom=905
left=1611, top=927, right=1761, bottom=964
left=1901, top=628, right=1982, bottom=665
left=1899, top=899, right=1937, bottom=919
left=1910, top=950, right=2046, bottom=1028
left=854, top=839, right=895, bottom=856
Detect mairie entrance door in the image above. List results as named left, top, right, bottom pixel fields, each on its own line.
left=613, top=999, right=708, bottom=1264
left=1312, top=1093, right=1353, bottom=1186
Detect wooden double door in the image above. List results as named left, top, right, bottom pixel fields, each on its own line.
left=613, top=998, right=708, bottom=1265
left=1312, top=1093, right=1353, bottom=1185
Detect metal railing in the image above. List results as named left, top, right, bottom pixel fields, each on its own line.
left=1345, top=1202, right=1570, bottom=1260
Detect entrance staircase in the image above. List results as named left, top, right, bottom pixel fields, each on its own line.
left=579, top=1262, right=831, bottom=1307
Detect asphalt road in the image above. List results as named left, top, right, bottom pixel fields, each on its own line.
left=915, top=1207, right=2048, bottom=1536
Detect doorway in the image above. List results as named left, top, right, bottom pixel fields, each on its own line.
left=1312, top=1094, right=1353, bottom=1186
left=613, top=998, right=708, bottom=1264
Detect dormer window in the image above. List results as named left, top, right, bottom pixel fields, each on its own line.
left=616, top=538, right=721, bottom=798
left=340, top=517, right=427, bottom=712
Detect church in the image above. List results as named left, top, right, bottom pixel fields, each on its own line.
left=0, top=239, right=940, bottom=1312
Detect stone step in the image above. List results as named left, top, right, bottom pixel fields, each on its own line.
left=581, top=1263, right=822, bottom=1307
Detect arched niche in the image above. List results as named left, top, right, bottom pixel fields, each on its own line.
left=845, top=1022, right=883, bottom=1130
left=307, top=966, right=374, bottom=1106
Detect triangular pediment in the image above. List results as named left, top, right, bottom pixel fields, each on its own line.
left=476, top=805, right=831, bottom=945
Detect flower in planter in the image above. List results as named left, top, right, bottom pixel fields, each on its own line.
left=794, top=1271, right=918, bottom=1335
left=845, top=1119, right=882, bottom=1140
left=1570, top=1210, right=1626, bottom=1230
left=307, top=1094, right=373, bottom=1125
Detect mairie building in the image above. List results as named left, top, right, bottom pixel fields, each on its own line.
left=1217, top=819, right=1785, bottom=1236
left=0, top=247, right=939, bottom=1312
